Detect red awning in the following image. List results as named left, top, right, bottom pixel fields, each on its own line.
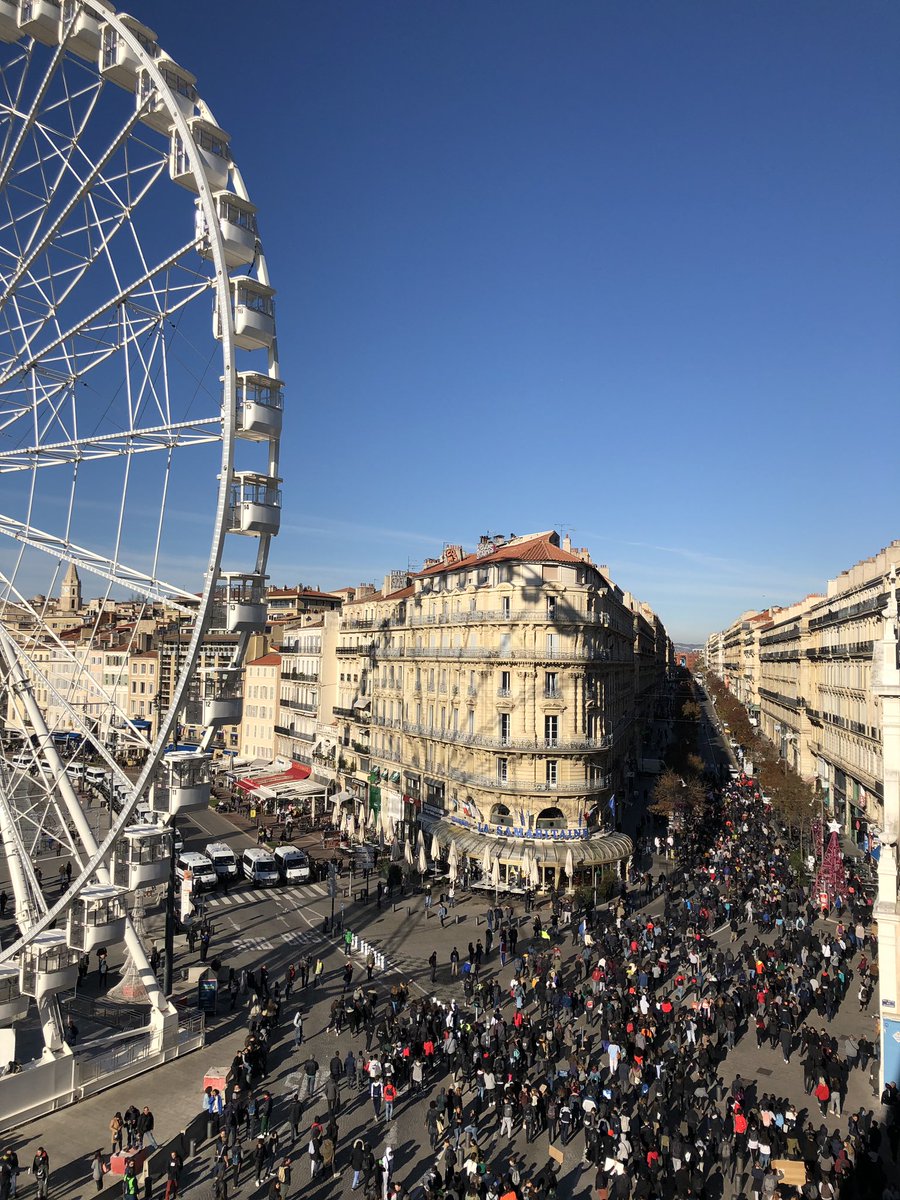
left=235, top=762, right=311, bottom=794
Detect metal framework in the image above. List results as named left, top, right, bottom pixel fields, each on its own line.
left=0, top=2, right=282, bottom=1056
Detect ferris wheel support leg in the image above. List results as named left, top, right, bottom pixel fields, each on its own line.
left=0, top=629, right=175, bottom=1028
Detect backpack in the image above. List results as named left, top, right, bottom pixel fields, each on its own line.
left=511, top=1165, right=521, bottom=1186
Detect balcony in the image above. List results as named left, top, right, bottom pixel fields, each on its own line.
left=332, top=706, right=355, bottom=719
left=377, top=645, right=611, bottom=663
left=281, top=698, right=317, bottom=714
left=374, top=713, right=612, bottom=753
left=444, top=765, right=612, bottom=794
left=283, top=670, right=319, bottom=683
left=543, top=688, right=562, bottom=699
left=497, top=688, right=512, bottom=698
left=337, top=643, right=376, bottom=656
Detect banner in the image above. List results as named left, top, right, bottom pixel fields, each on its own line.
left=179, top=868, right=193, bottom=923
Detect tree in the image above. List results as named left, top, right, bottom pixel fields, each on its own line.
left=681, top=700, right=702, bottom=722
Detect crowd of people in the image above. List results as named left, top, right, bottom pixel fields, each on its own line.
left=191, top=770, right=897, bottom=1200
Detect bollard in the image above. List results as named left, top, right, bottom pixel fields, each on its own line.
left=207, top=1118, right=215, bottom=1141
left=189, top=1138, right=197, bottom=1158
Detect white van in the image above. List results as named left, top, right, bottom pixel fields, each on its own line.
left=274, top=845, right=312, bottom=885
left=177, top=852, right=218, bottom=891
left=11, top=752, right=32, bottom=770
left=65, top=762, right=85, bottom=782
left=205, top=842, right=238, bottom=880
left=85, top=766, right=110, bottom=789
left=241, top=847, right=279, bottom=887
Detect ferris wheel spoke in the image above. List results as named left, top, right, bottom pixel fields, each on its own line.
left=0, top=512, right=199, bottom=609
left=0, top=36, right=68, bottom=197
left=0, top=106, right=148, bottom=315
left=0, top=246, right=208, bottom=428
left=0, top=415, right=221, bottom=472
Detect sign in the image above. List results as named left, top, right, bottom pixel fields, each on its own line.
left=179, top=868, right=194, bottom=923
left=354, top=847, right=376, bottom=871
left=548, top=1145, right=564, bottom=1166
left=772, top=1160, right=806, bottom=1187
left=197, top=978, right=217, bottom=1013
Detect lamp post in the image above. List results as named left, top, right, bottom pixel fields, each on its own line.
left=164, top=811, right=178, bottom=996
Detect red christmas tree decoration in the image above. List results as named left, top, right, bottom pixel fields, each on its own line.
left=814, top=821, right=848, bottom=907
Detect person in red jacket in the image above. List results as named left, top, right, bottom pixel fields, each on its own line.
left=382, top=1081, right=397, bottom=1122
left=814, top=1077, right=830, bottom=1116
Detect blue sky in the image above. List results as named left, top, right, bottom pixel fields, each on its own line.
left=149, top=0, right=899, bottom=642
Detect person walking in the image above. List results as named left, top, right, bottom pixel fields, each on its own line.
left=31, top=1150, right=50, bottom=1200
left=122, top=1164, right=138, bottom=1200
left=164, top=1153, right=182, bottom=1200
left=428, top=951, right=438, bottom=984
left=292, top=1010, right=303, bottom=1050
left=350, top=1138, right=366, bottom=1191
left=383, top=1080, right=397, bottom=1123
left=90, top=1152, right=106, bottom=1193
left=303, top=1055, right=319, bottom=1098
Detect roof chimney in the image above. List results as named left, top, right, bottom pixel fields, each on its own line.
left=562, top=533, right=572, bottom=553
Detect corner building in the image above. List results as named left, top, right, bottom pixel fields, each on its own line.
left=334, top=530, right=671, bottom=891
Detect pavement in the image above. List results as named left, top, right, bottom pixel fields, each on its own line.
left=0, top=690, right=888, bottom=1199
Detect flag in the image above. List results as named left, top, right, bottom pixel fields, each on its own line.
left=607, top=793, right=617, bottom=816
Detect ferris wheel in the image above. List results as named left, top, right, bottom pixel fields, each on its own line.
left=0, top=2, right=282, bottom=1050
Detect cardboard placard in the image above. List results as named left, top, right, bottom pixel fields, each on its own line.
left=772, top=1159, right=806, bottom=1187
left=548, top=1145, right=564, bottom=1165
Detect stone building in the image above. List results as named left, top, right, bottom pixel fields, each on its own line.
left=330, top=530, right=670, bottom=891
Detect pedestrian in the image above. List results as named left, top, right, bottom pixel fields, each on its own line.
left=292, top=1009, right=304, bottom=1049
left=164, top=1153, right=181, bottom=1200
left=122, top=1164, right=138, bottom=1200
left=31, top=1149, right=50, bottom=1200
left=450, top=947, right=459, bottom=976
left=428, top=950, right=437, bottom=984
left=137, top=1107, right=157, bottom=1150
left=110, top=1113, right=124, bottom=1154
left=90, top=1151, right=107, bottom=1193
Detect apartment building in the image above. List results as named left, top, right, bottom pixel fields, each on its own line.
left=708, top=540, right=900, bottom=840
left=265, top=585, right=343, bottom=623
left=331, top=530, right=669, bottom=890
left=240, top=652, right=281, bottom=762
left=271, top=612, right=340, bottom=776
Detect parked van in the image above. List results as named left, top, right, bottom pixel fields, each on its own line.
left=274, top=845, right=312, bottom=885
left=205, top=842, right=238, bottom=881
left=241, top=847, right=279, bottom=887
left=11, top=752, right=32, bottom=770
left=85, top=766, right=110, bottom=789
left=65, top=762, right=85, bottom=782
left=177, top=852, right=218, bottom=891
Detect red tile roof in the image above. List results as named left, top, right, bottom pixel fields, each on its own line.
left=247, top=652, right=281, bottom=666
left=417, top=535, right=586, bottom=578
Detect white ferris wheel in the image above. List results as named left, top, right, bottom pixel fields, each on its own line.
left=0, top=2, right=282, bottom=1052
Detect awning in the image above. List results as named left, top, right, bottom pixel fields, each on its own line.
left=426, top=819, right=632, bottom=870
left=235, top=761, right=311, bottom=794
left=389, top=771, right=401, bottom=783
left=130, top=719, right=151, bottom=730
left=354, top=697, right=371, bottom=711
left=331, top=790, right=354, bottom=808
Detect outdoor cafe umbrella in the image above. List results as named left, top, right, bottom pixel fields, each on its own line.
left=391, top=837, right=401, bottom=863
left=565, top=846, right=576, bottom=892
left=521, top=844, right=533, bottom=878
left=416, top=828, right=426, bottom=854
left=490, top=856, right=501, bottom=890
left=404, top=840, right=415, bottom=868
left=448, top=840, right=459, bottom=882
left=481, top=844, right=492, bottom=877
left=529, top=855, right=541, bottom=889
left=430, top=832, right=441, bottom=860
left=380, top=806, right=393, bottom=841
left=417, top=845, right=428, bottom=875
left=367, top=808, right=377, bottom=831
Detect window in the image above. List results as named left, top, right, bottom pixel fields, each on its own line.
left=468, top=710, right=475, bottom=735
left=428, top=669, right=435, bottom=692
left=499, top=712, right=511, bottom=745
left=428, top=704, right=434, bottom=729
left=501, top=595, right=511, bottom=618
left=545, top=715, right=558, bottom=746
left=543, top=565, right=560, bottom=581
left=497, top=757, right=508, bottom=783
left=546, top=760, right=558, bottom=787
left=440, top=706, right=446, bottom=729
left=545, top=671, right=559, bottom=698
left=547, top=596, right=557, bottom=619
left=546, top=632, right=558, bottom=655
left=499, top=670, right=511, bottom=697
left=499, top=633, right=511, bottom=656
left=452, top=708, right=459, bottom=732
left=140, top=663, right=146, bottom=675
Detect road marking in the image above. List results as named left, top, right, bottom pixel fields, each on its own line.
left=233, top=936, right=274, bottom=953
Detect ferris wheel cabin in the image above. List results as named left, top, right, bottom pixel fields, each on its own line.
left=137, top=57, right=197, bottom=133
left=18, top=0, right=61, bottom=44
left=197, top=192, right=259, bottom=270
left=216, top=572, right=268, bottom=634
left=200, top=673, right=243, bottom=728
left=60, top=0, right=114, bottom=60
left=99, top=13, right=157, bottom=90
left=19, top=931, right=80, bottom=1000
left=171, top=117, right=231, bottom=192
left=66, top=884, right=128, bottom=953
left=236, top=372, right=283, bottom=440
left=221, top=277, right=276, bottom=352
left=228, top=472, right=282, bottom=537
left=0, top=1, right=20, bottom=41
left=0, top=966, right=27, bottom=1025
left=165, top=751, right=211, bottom=813
left=112, top=824, right=172, bottom=890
